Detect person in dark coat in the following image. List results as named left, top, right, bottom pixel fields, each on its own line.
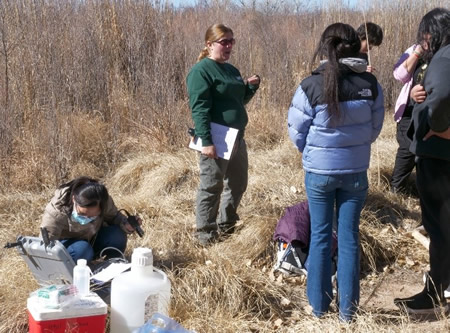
left=394, top=7, right=450, bottom=315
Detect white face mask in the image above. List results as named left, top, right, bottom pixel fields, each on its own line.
left=71, top=210, right=97, bottom=225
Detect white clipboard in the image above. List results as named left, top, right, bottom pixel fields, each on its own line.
left=189, top=122, right=239, bottom=160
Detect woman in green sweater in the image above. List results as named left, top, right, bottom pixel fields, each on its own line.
left=187, top=23, right=260, bottom=245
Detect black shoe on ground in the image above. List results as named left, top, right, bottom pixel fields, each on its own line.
left=194, top=230, right=219, bottom=246
left=216, top=224, right=236, bottom=241
left=218, top=224, right=236, bottom=235
left=394, top=289, right=448, bottom=315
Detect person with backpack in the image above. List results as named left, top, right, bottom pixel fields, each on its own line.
left=287, top=23, right=384, bottom=321
left=40, top=176, right=142, bottom=263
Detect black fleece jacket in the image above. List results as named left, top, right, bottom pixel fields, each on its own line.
left=409, top=44, right=450, bottom=161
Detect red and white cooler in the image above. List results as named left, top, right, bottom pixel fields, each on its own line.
left=27, top=292, right=107, bottom=333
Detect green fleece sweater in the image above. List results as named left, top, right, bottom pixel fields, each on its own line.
left=187, top=57, right=259, bottom=146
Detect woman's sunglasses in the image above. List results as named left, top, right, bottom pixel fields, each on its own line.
left=213, top=38, right=236, bottom=47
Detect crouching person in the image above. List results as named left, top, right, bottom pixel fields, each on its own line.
left=40, top=176, right=142, bottom=263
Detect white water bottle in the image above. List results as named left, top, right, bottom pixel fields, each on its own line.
left=73, top=259, right=90, bottom=296
left=110, top=248, right=171, bottom=333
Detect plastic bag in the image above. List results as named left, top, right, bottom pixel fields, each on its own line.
left=31, top=284, right=78, bottom=309
left=133, top=313, right=195, bottom=333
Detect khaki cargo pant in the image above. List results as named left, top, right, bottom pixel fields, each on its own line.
left=195, top=138, right=248, bottom=243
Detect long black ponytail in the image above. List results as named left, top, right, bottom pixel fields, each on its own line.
left=313, top=23, right=361, bottom=120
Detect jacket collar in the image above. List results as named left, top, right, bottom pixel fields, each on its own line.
left=313, top=57, right=368, bottom=75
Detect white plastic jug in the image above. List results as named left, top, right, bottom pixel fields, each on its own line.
left=73, top=259, right=90, bottom=296
left=110, top=248, right=171, bottom=333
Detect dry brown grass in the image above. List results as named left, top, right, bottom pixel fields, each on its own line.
left=1, top=0, right=449, bottom=332
left=0, top=0, right=446, bottom=190
left=1, top=119, right=447, bottom=332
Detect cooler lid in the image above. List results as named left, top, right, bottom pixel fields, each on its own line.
left=28, top=292, right=107, bottom=321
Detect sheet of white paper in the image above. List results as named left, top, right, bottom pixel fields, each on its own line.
left=189, top=122, right=239, bottom=160
left=91, top=262, right=131, bottom=283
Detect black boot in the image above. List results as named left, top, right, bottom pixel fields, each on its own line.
left=394, top=275, right=448, bottom=315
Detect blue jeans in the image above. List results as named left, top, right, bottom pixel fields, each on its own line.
left=305, top=171, right=368, bottom=321
left=61, top=224, right=127, bottom=263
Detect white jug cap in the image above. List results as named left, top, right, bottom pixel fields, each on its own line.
left=77, top=259, right=87, bottom=266
left=131, top=248, right=153, bottom=267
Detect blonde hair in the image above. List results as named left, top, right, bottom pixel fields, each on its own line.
left=197, top=23, right=234, bottom=62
